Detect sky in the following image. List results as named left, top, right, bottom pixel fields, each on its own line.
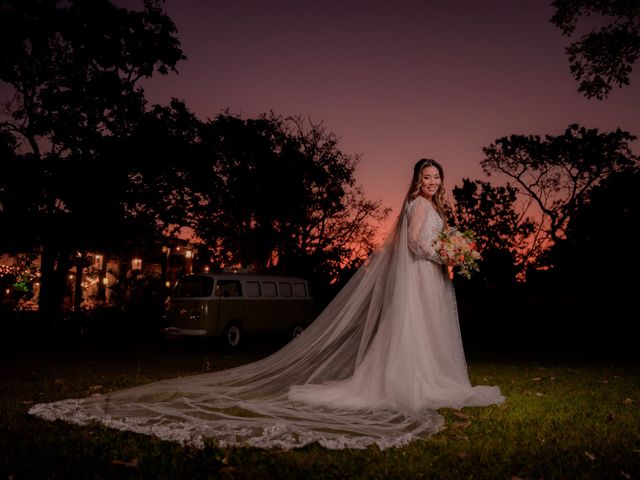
left=5, top=0, right=639, bottom=230
left=133, top=0, right=639, bottom=226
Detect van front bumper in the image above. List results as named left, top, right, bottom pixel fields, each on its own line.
left=160, top=327, right=208, bottom=336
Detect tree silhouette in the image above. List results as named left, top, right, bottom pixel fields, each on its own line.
left=531, top=167, right=640, bottom=349
left=0, top=0, right=184, bottom=321
left=191, top=113, right=389, bottom=297
left=551, top=0, right=640, bottom=99
left=481, top=125, right=638, bottom=252
left=542, top=167, right=640, bottom=280
left=108, top=99, right=210, bottom=237
left=0, top=1, right=389, bottom=320
left=452, top=179, right=535, bottom=285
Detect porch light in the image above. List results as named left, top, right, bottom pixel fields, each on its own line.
left=165, top=281, right=171, bottom=288
left=185, top=250, right=193, bottom=259
left=132, top=258, right=142, bottom=270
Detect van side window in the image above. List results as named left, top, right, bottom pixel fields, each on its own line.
left=262, top=281, right=277, bottom=297
left=245, top=281, right=261, bottom=297
left=215, top=280, right=242, bottom=297
left=293, top=282, right=307, bottom=297
left=278, top=282, right=292, bottom=297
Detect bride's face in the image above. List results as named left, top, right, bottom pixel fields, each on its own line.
left=420, top=166, right=441, bottom=199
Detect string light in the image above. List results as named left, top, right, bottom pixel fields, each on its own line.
left=0, top=264, right=38, bottom=284
left=2, top=243, right=195, bottom=306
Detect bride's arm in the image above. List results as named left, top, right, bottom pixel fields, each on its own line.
left=407, top=199, right=442, bottom=263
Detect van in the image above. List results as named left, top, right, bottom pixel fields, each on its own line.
left=161, top=273, right=315, bottom=347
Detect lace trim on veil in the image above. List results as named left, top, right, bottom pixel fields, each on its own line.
left=29, top=397, right=442, bottom=449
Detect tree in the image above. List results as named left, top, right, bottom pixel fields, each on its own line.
left=0, top=0, right=185, bottom=321
left=278, top=116, right=389, bottom=282
left=191, top=113, right=389, bottom=296
left=0, top=0, right=184, bottom=153
left=551, top=0, right=640, bottom=99
left=542, top=166, right=640, bottom=276
left=481, top=124, right=638, bottom=254
left=452, top=179, right=535, bottom=284
left=530, top=167, right=640, bottom=349
left=107, top=99, right=210, bottom=238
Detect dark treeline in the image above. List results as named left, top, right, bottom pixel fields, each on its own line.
left=1, top=0, right=639, bottom=355
left=453, top=126, right=640, bottom=355
left=0, top=0, right=387, bottom=324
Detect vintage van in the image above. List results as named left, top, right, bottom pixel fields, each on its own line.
left=161, top=273, right=315, bottom=347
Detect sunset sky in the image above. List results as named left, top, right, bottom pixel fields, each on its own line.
left=134, top=0, right=639, bottom=226
left=5, top=1, right=639, bottom=230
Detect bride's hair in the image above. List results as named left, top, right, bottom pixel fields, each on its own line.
left=406, top=158, right=450, bottom=221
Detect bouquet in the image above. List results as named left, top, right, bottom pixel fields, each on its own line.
left=434, top=228, right=481, bottom=279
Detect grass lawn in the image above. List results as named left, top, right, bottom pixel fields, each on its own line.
left=1, top=335, right=639, bottom=479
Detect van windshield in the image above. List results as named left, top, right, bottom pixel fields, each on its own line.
left=171, top=276, right=214, bottom=298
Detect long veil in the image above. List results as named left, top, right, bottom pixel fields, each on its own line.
left=29, top=204, right=496, bottom=449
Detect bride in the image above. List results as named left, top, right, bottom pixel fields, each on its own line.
left=29, top=158, right=505, bottom=450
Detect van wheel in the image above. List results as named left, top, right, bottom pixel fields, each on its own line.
left=224, top=323, right=243, bottom=347
left=291, top=325, right=305, bottom=339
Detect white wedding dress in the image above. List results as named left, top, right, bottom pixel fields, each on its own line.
left=29, top=196, right=505, bottom=449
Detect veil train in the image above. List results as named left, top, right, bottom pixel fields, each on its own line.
left=29, top=204, right=504, bottom=449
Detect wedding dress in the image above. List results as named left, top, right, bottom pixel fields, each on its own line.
left=29, top=196, right=505, bottom=450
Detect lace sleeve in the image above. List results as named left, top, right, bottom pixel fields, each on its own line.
left=406, top=198, right=442, bottom=263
